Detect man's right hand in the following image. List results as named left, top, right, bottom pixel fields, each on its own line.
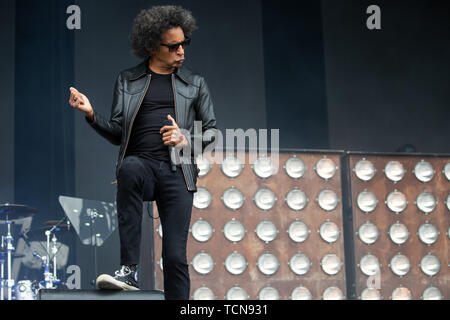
left=69, top=87, right=94, bottom=121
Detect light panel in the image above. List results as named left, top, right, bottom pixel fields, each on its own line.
left=413, top=160, right=435, bottom=182
left=193, top=187, right=212, bottom=210
left=315, top=157, right=338, bottom=180
left=255, top=219, right=278, bottom=243
left=349, top=154, right=449, bottom=300
left=222, top=187, right=245, bottom=211
left=254, top=188, right=277, bottom=211
left=290, top=286, right=312, bottom=300
left=192, top=286, right=216, bottom=300
left=417, top=222, right=439, bottom=245
left=356, top=190, right=378, bottom=213
left=284, top=156, right=306, bottom=179
left=288, top=253, right=311, bottom=276
left=384, top=160, right=406, bottom=182
left=388, top=221, right=409, bottom=245
left=258, top=286, right=280, bottom=300
left=252, top=156, right=276, bottom=179
left=353, top=158, right=376, bottom=181
left=317, top=189, right=339, bottom=211
left=223, top=218, right=246, bottom=243
left=357, top=221, right=380, bottom=245
left=154, top=151, right=347, bottom=300
left=221, top=155, right=243, bottom=178
left=285, top=188, right=308, bottom=211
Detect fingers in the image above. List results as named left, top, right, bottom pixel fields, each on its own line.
left=167, top=114, right=178, bottom=128
left=68, top=87, right=85, bottom=108
left=160, top=125, right=177, bottom=134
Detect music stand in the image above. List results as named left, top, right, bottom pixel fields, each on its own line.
left=58, top=196, right=117, bottom=284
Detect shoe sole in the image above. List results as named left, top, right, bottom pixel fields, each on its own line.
left=96, top=274, right=140, bottom=291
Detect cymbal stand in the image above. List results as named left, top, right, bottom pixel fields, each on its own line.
left=41, top=227, right=60, bottom=289
left=3, top=217, right=14, bottom=300
left=0, top=234, right=5, bottom=300
left=87, top=208, right=99, bottom=286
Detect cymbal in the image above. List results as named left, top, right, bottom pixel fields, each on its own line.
left=0, top=204, right=36, bottom=220
left=43, top=220, right=61, bottom=226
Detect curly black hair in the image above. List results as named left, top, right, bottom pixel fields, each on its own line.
left=129, top=5, right=197, bottom=59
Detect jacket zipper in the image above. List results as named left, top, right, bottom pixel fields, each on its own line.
left=171, top=74, right=190, bottom=188
left=119, top=74, right=152, bottom=166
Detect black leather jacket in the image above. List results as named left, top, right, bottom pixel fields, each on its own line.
left=86, top=59, right=218, bottom=192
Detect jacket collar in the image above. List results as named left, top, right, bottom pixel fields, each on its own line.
left=128, top=58, right=192, bottom=85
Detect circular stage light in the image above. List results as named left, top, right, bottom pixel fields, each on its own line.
left=446, top=194, right=450, bottom=211
left=224, top=252, right=248, bottom=275
left=359, top=254, right=380, bottom=276
left=420, top=253, right=440, bottom=276
left=413, top=160, right=435, bottom=182
left=416, top=191, right=437, bottom=214
left=291, top=286, right=312, bottom=300
left=287, top=220, right=310, bottom=243
left=391, top=287, right=412, bottom=300
left=444, top=163, right=450, bottom=181
left=193, top=187, right=212, bottom=210
left=357, top=221, right=380, bottom=245
left=385, top=190, right=407, bottom=214
left=221, top=155, right=243, bottom=178
left=418, top=222, right=439, bottom=245
left=315, top=157, right=338, bottom=180
left=222, top=187, right=245, bottom=211
left=192, top=251, right=215, bottom=275
left=196, top=155, right=211, bottom=177
left=288, top=253, right=312, bottom=276
left=255, top=219, right=278, bottom=243
left=354, top=158, right=376, bottom=181
left=190, top=218, right=214, bottom=243
left=257, top=252, right=280, bottom=276
left=258, top=286, right=280, bottom=300
left=317, top=189, right=339, bottom=211
left=357, top=190, right=378, bottom=213
left=322, top=287, right=344, bottom=300
left=225, top=286, right=249, bottom=300
left=384, top=161, right=406, bottom=182
left=254, top=188, right=277, bottom=211
left=284, top=156, right=306, bottom=179
left=252, top=156, right=276, bottom=178
left=389, top=254, right=410, bottom=277
left=223, top=218, right=246, bottom=243
left=388, top=222, right=409, bottom=245
left=192, top=286, right=216, bottom=300
left=319, top=220, right=340, bottom=243
left=320, top=253, right=342, bottom=276
left=422, top=286, right=443, bottom=300
left=285, top=189, right=308, bottom=211
left=360, top=288, right=381, bottom=300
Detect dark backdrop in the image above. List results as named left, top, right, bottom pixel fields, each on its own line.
left=1, top=0, right=449, bottom=289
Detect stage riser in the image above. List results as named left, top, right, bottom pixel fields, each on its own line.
left=38, top=289, right=164, bottom=300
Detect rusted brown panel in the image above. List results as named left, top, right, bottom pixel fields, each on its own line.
left=349, top=155, right=450, bottom=300
left=154, top=151, right=347, bottom=299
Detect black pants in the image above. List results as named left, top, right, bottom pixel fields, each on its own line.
left=116, top=155, right=193, bottom=300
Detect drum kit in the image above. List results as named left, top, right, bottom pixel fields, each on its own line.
left=0, top=203, right=69, bottom=300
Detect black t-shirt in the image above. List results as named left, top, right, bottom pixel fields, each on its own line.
left=125, top=67, right=176, bottom=162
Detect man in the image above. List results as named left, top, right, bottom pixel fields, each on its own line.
left=68, top=5, right=217, bottom=300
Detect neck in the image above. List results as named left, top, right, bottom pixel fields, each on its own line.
left=149, top=57, right=175, bottom=74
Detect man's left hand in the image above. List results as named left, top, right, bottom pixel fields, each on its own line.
left=160, top=114, right=188, bottom=147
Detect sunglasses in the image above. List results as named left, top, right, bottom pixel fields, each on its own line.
left=160, top=38, right=191, bottom=52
